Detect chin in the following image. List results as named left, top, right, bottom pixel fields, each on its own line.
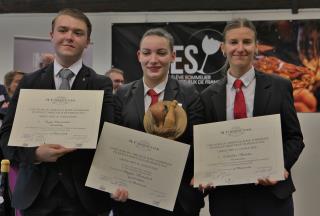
left=147, top=72, right=161, bottom=78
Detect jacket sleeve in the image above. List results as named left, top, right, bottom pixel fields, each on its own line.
left=280, top=79, right=305, bottom=170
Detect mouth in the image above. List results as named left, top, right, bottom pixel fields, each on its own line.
left=62, top=44, right=75, bottom=49
left=147, top=66, right=161, bottom=72
left=233, top=55, right=249, bottom=59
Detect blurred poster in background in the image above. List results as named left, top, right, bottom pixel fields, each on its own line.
left=254, top=20, right=320, bottom=113
left=112, top=20, right=320, bottom=112
left=14, top=36, right=93, bottom=73
left=112, top=22, right=227, bottom=92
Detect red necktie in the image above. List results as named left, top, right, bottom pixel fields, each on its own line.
left=147, top=89, right=159, bottom=107
left=233, top=79, right=247, bottom=119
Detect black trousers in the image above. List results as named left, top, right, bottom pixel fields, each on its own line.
left=113, top=199, right=200, bottom=216
left=21, top=183, right=96, bottom=216
left=209, top=184, right=293, bottom=216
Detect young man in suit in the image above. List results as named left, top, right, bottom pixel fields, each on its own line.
left=114, top=28, right=205, bottom=216
left=0, top=8, right=124, bottom=216
left=200, top=18, right=305, bottom=216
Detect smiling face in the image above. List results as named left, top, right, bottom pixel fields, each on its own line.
left=138, top=35, right=176, bottom=88
left=221, top=26, right=257, bottom=77
left=50, top=14, right=90, bottom=67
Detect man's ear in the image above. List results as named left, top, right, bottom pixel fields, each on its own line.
left=85, top=38, right=90, bottom=48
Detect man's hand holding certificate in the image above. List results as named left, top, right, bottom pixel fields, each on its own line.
left=194, top=114, right=285, bottom=187
left=8, top=89, right=103, bottom=149
left=86, top=122, right=190, bottom=211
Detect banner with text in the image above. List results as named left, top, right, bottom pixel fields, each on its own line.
left=112, top=20, right=320, bottom=112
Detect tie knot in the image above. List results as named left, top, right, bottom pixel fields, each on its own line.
left=147, top=89, right=159, bottom=97
left=59, top=69, right=74, bottom=80
left=233, top=79, right=243, bottom=89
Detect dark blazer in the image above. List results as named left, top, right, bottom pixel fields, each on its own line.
left=114, top=77, right=205, bottom=215
left=0, top=84, right=9, bottom=160
left=0, top=64, right=114, bottom=214
left=0, top=84, right=10, bottom=120
left=200, top=70, right=305, bottom=199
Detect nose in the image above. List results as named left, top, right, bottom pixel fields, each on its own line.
left=237, top=42, right=244, bottom=51
left=149, top=53, right=158, bottom=63
left=65, top=31, right=74, bottom=41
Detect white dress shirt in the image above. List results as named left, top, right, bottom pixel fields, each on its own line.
left=226, top=67, right=256, bottom=120
left=143, top=75, right=168, bottom=112
left=53, top=58, right=83, bottom=89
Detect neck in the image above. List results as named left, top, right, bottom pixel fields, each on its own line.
left=56, top=56, right=80, bottom=68
left=144, top=77, right=166, bottom=89
left=229, top=65, right=252, bottom=78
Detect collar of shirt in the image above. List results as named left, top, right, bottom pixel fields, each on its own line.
left=53, top=58, right=83, bottom=89
left=226, top=66, right=256, bottom=120
left=143, top=75, right=168, bottom=97
left=227, top=66, right=255, bottom=89
left=143, top=75, right=168, bottom=112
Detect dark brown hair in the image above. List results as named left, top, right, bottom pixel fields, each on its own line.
left=4, top=70, right=25, bottom=90
left=51, top=8, right=92, bottom=38
left=140, top=28, right=174, bottom=52
left=223, top=18, right=257, bottom=42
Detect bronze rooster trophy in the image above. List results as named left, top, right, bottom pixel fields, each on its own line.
left=144, top=100, right=187, bottom=140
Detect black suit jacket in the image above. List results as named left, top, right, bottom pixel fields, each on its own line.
left=0, top=84, right=9, bottom=120
left=200, top=70, right=305, bottom=199
left=114, top=78, right=205, bottom=215
left=0, top=64, right=114, bottom=214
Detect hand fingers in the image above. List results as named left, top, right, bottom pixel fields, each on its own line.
left=257, top=178, right=278, bottom=186
left=118, top=189, right=128, bottom=202
left=284, top=170, right=289, bottom=179
left=111, top=188, right=128, bottom=202
left=190, top=177, right=194, bottom=186
left=37, top=144, right=76, bottom=162
left=199, top=183, right=214, bottom=193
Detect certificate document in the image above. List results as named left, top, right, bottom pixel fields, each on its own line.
left=194, top=114, right=284, bottom=187
left=85, top=122, right=190, bottom=211
left=8, top=89, right=104, bottom=149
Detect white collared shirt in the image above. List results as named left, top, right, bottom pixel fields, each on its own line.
left=143, top=75, right=168, bottom=112
left=53, top=58, right=83, bottom=90
left=226, top=67, right=256, bottom=120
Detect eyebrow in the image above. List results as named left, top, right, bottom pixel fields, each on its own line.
left=57, top=25, right=86, bottom=32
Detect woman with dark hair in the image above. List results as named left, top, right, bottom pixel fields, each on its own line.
left=114, top=27, right=205, bottom=216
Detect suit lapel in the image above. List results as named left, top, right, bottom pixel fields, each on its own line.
left=163, top=78, right=178, bottom=101
left=253, top=71, right=272, bottom=116
left=130, top=79, right=145, bottom=127
left=212, top=77, right=227, bottom=121
left=71, top=65, right=90, bottom=90
left=38, top=64, right=55, bottom=89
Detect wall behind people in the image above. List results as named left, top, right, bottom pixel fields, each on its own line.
left=1, top=9, right=320, bottom=83
left=0, top=9, right=320, bottom=216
